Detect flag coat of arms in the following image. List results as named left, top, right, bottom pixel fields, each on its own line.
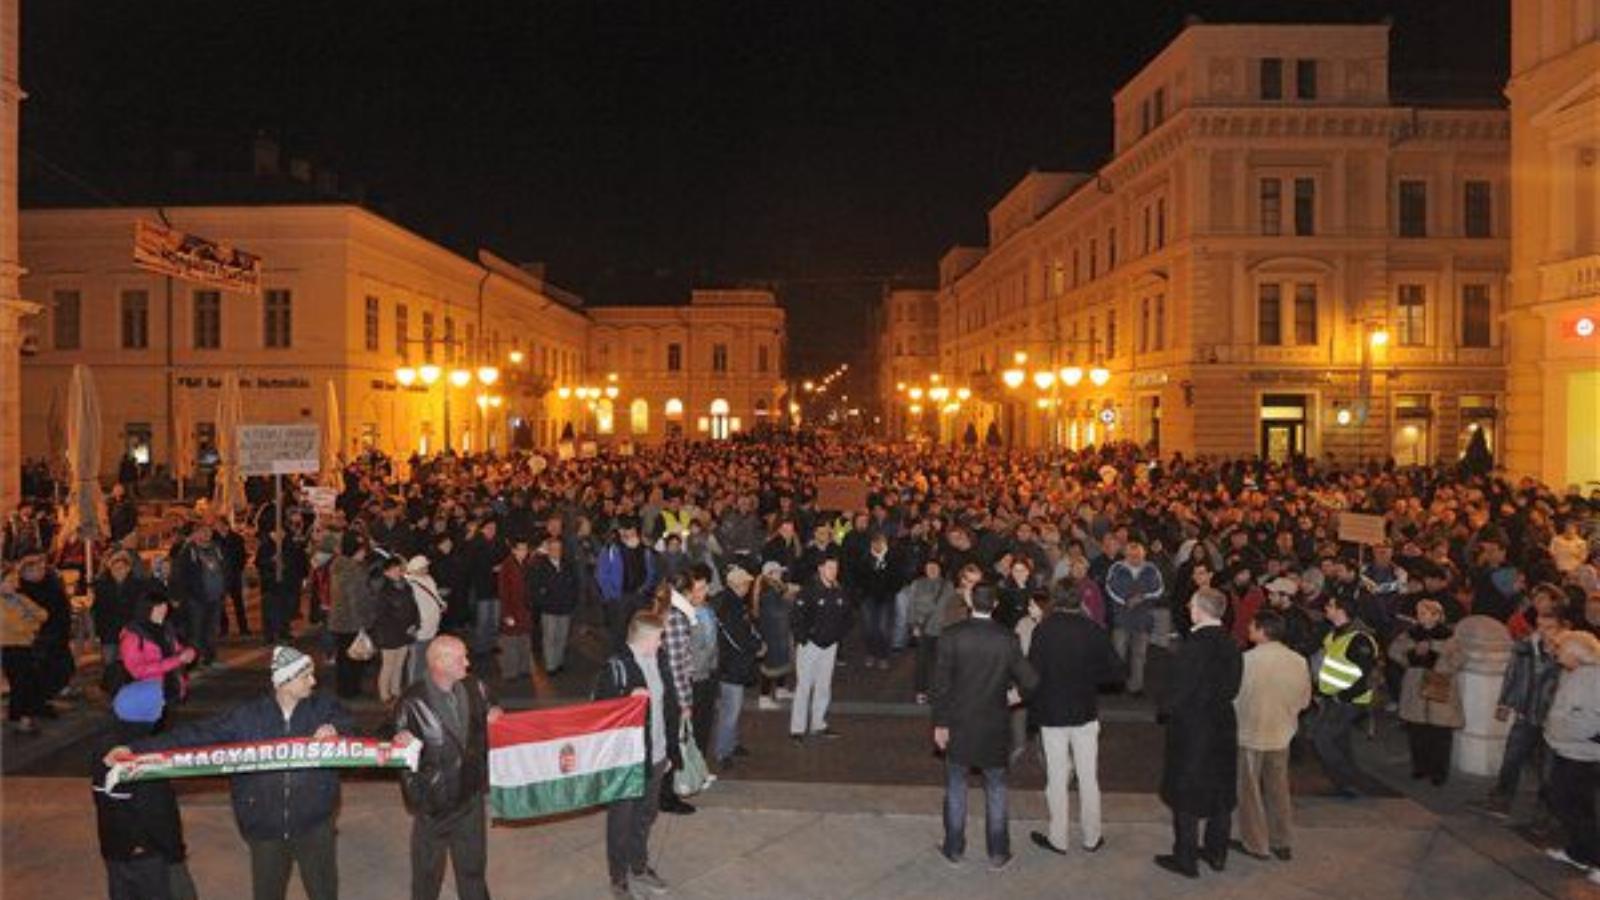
left=488, top=695, right=648, bottom=820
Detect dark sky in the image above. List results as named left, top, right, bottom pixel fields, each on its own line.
left=19, top=0, right=1508, bottom=381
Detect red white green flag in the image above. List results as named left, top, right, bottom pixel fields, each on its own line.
left=488, top=695, right=648, bottom=820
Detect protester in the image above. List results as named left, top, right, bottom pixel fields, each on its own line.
left=711, top=564, right=762, bottom=769
left=373, top=554, right=420, bottom=705
left=1473, top=604, right=1567, bottom=823
left=18, top=553, right=74, bottom=705
left=404, top=555, right=448, bottom=685
left=530, top=533, right=582, bottom=674
left=790, top=553, right=851, bottom=743
left=1542, top=629, right=1600, bottom=886
left=1232, top=609, right=1311, bottom=862
left=931, top=585, right=1038, bottom=870
left=93, top=551, right=151, bottom=688
left=1309, top=593, right=1380, bottom=798
left=850, top=532, right=902, bottom=669
left=92, top=679, right=198, bottom=900
left=327, top=533, right=376, bottom=699
left=594, top=612, right=680, bottom=898
left=905, top=558, right=960, bottom=705
left=1026, top=587, right=1122, bottom=855
left=1, top=561, right=49, bottom=734
left=1389, top=599, right=1465, bottom=786
left=1155, top=586, right=1242, bottom=879
left=496, top=536, right=537, bottom=683
left=394, top=636, right=502, bottom=900
left=214, top=517, right=250, bottom=639
left=1105, top=537, right=1165, bottom=697
left=107, top=647, right=353, bottom=900
left=596, top=519, right=658, bottom=651
left=119, top=593, right=195, bottom=706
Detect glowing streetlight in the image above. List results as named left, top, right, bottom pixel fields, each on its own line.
left=477, top=366, right=500, bottom=386
left=803, top=381, right=815, bottom=391
left=929, top=386, right=950, bottom=403
left=929, top=373, right=941, bottom=383
left=1089, top=366, right=1111, bottom=387
left=1059, top=366, right=1084, bottom=387
left=1002, top=368, right=1026, bottom=389
left=1336, top=408, right=1353, bottom=426
left=1032, top=370, right=1056, bottom=390
left=557, top=386, right=571, bottom=400
left=909, top=387, right=924, bottom=401
left=956, top=387, right=971, bottom=401
left=1012, top=351, right=1028, bottom=365
left=896, top=381, right=906, bottom=392
left=394, top=366, right=418, bottom=387
left=418, top=364, right=442, bottom=385
left=507, top=350, right=525, bottom=365
left=449, top=368, right=472, bottom=388
left=1369, top=329, right=1390, bottom=348
left=604, top=385, right=620, bottom=399
left=909, top=403, right=923, bottom=415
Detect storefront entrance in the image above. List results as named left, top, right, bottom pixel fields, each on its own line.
left=1259, top=394, right=1307, bottom=463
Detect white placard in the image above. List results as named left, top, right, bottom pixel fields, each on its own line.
left=237, top=424, right=322, bottom=476
left=1338, top=512, right=1388, bottom=546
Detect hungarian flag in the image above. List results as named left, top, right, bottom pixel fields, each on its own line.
left=488, top=695, right=648, bottom=820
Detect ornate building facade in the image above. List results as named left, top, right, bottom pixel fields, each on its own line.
left=875, top=288, right=939, bottom=438
left=1505, top=0, right=1600, bottom=490
left=930, top=23, right=1511, bottom=464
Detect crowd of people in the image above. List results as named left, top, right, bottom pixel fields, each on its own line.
left=3, top=431, right=1599, bottom=896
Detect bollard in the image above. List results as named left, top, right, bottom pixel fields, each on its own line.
left=1452, top=615, right=1514, bottom=776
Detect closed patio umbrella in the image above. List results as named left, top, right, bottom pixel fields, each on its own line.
left=212, top=371, right=244, bottom=525
left=322, top=380, right=344, bottom=491
left=62, top=364, right=107, bottom=576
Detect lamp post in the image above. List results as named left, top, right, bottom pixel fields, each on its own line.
left=394, top=360, right=499, bottom=454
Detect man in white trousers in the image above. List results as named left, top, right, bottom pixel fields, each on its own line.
left=789, top=554, right=852, bottom=743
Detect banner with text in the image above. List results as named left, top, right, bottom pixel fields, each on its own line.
left=238, top=424, right=322, bottom=476
left=133, top=219, right=263, bottom=295
left=106, top=736, right=419, bottom=791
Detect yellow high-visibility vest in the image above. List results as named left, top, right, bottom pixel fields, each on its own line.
left=660, top=508, right=690, bottom=537
left=1317, top=629, right=1374, bottom=706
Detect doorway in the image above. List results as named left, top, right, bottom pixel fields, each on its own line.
left=1259, top=394, right=1307, bottom=462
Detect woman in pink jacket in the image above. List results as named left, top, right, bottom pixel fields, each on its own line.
left=119, top=593, right=195, bottom=705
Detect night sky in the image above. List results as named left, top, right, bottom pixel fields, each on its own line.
left=19, top=0, right=1509, bottom=382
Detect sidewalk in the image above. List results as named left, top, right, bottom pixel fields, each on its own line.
left=0, top=777, right=1560, bottom=899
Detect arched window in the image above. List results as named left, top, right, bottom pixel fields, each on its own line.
left=630, top=398, right=649, bottom=435
left=709, top=398, right=731, bottom=440
left=664, top=397, right=684, bottom=417
left=596, top=399, right=615, bottom=435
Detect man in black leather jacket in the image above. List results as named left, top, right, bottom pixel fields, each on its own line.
left=395, top=635, right=502, bottom=900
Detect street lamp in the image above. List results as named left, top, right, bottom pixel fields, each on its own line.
left=956, top=387, right=971, bottom=401
left=449, top=368, right=472, bottom=388
left=1032, top=370, right=1056, bottom=391
left=395, top=366, right=418, bottom=387
left=1369, top=329, right=1391, bottom=348
left=507, top=350, right=525, bottom=365
left=1058, top=366, right=1083, bottom=387
left=557, top=386, right=571, bottom=400
left=1089, top=366, right=1111, bottom=387
left=418, top=364, right=442, bottom=386
left=1001, top=367, right=1026, bottom=389
left=477, top=365, right=500, bottom=386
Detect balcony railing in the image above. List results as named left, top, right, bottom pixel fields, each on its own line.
left=1539, top=253, right=1600, bottom=303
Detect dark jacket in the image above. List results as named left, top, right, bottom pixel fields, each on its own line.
left=529, top=555, right=582, bottom=616
left=848, top=548, right=903, bottom=607
left=593, top=647, right=683, bottom=773
left=92, top=733, right=186, bottom=863
left=1159, top=625, right=1243, bottom=815
left=463, top=534, right=507, bottom=602
left=1027, top=610, right=1124, bottom=728
left=134, top=691, right=354, bottom=841
left=395, top=674, right=492, bottom=817
left=91, top=573, right=152, bottom=645
left=931, top=615, right=1039, bottom=769
left=371, top=574, right=420, bottom=649
left=1497, top=632, right=1563, bottom=724
left=792, top=577, right=852, bottom=649
left=108, top=498, right=140, bottom=543
left=714, top=589, right=763, bottom=686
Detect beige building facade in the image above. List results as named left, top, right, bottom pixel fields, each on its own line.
left=1, top=0, right=38, bottom=512
left=933, top=23, right=1511, bottom=465
left=585, top=290, right=787, bottom=443
left=875, top=288, right=939, bottom=437
left=1505, top=0, right=1600, bottom=490
left=16, top=205, right=784, bottom=484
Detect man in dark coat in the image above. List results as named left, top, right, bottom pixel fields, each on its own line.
left=1155, top=586, right=1244, bottom=878
left=931, top=586, right=1038, bottom=870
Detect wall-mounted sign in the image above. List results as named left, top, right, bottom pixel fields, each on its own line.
left=1098, top=408, right=1117, bottom=425
left=134, top=220, right=262, bottom=294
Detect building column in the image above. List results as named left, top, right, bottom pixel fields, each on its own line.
left=1, top=0, right=34, bottom=515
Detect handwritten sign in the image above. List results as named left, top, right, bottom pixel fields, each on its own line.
left=237, top=425, right=321, bottom=476
left=814, top=476, right=869, bottom=513
left=1338, top=512, right=1388, bottom=546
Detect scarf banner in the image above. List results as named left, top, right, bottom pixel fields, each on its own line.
left=489, top=695, right=647, bottom=821
left=106, top=736, right=421, bottom=791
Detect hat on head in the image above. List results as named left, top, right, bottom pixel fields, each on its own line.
left=406, top=555, right=431, bottom=575
left=760, top=560, right=786, bottom=580
left=1265, top=576, right=1299, bottom=596
left=726, top=566, right=755, bottom=587
left=271, top=645, right=314, bottom=687
left=112, top=678, right=165, bottom=724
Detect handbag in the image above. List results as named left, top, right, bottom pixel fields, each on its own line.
left=347, top=629, right=375, bottom=661
left=672, top=719, right=712, bottom=797
left=1421, top=669, right=1454, bottom=705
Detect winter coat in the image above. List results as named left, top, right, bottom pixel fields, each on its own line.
left=497, top=553, right=536, bottom=636
left=371, top=575, right=421, bottom=650
left=714, top=589, right=763, bottom=686
left=595, top=542, right=658, bottom=602
left=593, top=647, right=683, bottom=773
left=92, top=735, right=186, bottom=863
left=1159, top=625, right=1242, bottom=816
left=1389, top=624, right=1465, bottom=728
left=133, top=691, right=353, bottom=841
left=395, top=675, right=492, bottom=816
left=755, top=581, right=794, bottom=675
left=530, top=555, right=581, bottom=616
left=119, top=621, right=190, bottom=701
left=1234, top=640, right=1311, bottom=751
left=1496, top=632, right=1563, bottom=725
left=327, top=556, right=377, bottom=635
left=92, top=574, right=151, bottom=645
left=1027, top=609, right=1123, bottom=728
left=463, top=534, right=507, bottom=602
left=1544, top=663, right=1600, bottom=762
left=406, top=574, right=447, bottom=641
left=931, top=615, right=1038, bottom=768
left=792, top=577, right=852, bottom=649
left=905, top=577, right=961, bottom=638
left=1105, top=560, right=1165, bottom=633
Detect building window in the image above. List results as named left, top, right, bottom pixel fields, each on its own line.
left=1296, top=59, right=1318, bottom=99
left=630, top=398, right=649, bottom=435
left=1260, top=58, right=1283, bottom=100
left=1140, top=100, right=1151, bottom=136
left=465, top=323, right=476, bottom=360
left=1156, top=198, right=1166, bottom=249
left=395, top=304, right=409, bottom=358
left=1260, top=179, right=1282, bottom=236
left=712, top=343, right=728, bottom=373
left=443, top=317, right=455, bottom=364
left=667, top=342, right=682, bottom=372
left=1293, top=178, right=1315, bottom=236
left=1089, top=239, right=1098, bottom=279
left=421, top=312, right=435, bottom=362
left=1142, top=206, right=1152, bottom=254
left=193, top=290, right=222, bottom=349
left=120, top=290, right=149, bottom=349
left=1294, top=283, right=1318, bottom=345
left=1154, top=294, right=1165, bottom=350
left=1153, top=87, right=1165, bottom=124
left=1105, top=309, right=1117, bottom=359
left=263, top=289, right=292, bottom=349
left=1464, top=181, right=1492, bottom=238
left=1461, top=284, right=1492, bottom=347
left=1088, top=317, right=1098, bottom=361
left=1258, top=283, right=1283, bottom=346
left=1072, top=248, right=1081, bottom=286
left=364, top=296, right=380, bottom=352
left=758, top=344, right=770, bottom=373
left=1399, top=180, right=1428, bottom=237
left=52, top=289, right=81, bottom=350
left=1397, top=284, right=1427, bottom=346
left=1139, top=297, right=1151, bottom=353
left=1107, top=228, right=1117, bottom=269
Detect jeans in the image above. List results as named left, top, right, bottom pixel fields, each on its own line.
left=410, top=795, right=490, bottom=900
left=220, top=576, right=249, bottom=634
left=1040, top=721, right=1102, bottom=849
left=407, top=638, right=434, bottom=685
left=607, top=760, right=667, bottom=885
left=892, top=590, right=910, bottom=651
left=540, top=613, right=572, bottom=671
left=942, top=761, right=1010, bottom=861
left=1110, top=626, right=1150, bottom=693
left=248, top=818, right=337, bottom=900
left=498, top=633, right=532, bottom=680
left=185, top=598, right=221, bottom=661
left=1550, top=754, right=1598, bottom=868
left=712, top=681, right=746, bottom=762
left=1237, top=747, right=1293, bottom=855
left=1309, top=700, right=1367, bottom=792
left=790, top=641, right=837, bottom=735
left=263, top=586, right=297, bottom=643
left=379, top=647, right=409, bottom=704
left=472, top=599, right=501, bottom=658
left=1492, top=718, right=1546, bottom=803
left=914, top=636, right=938, bottom=696
left=862, top=598, right=894, bottom=661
